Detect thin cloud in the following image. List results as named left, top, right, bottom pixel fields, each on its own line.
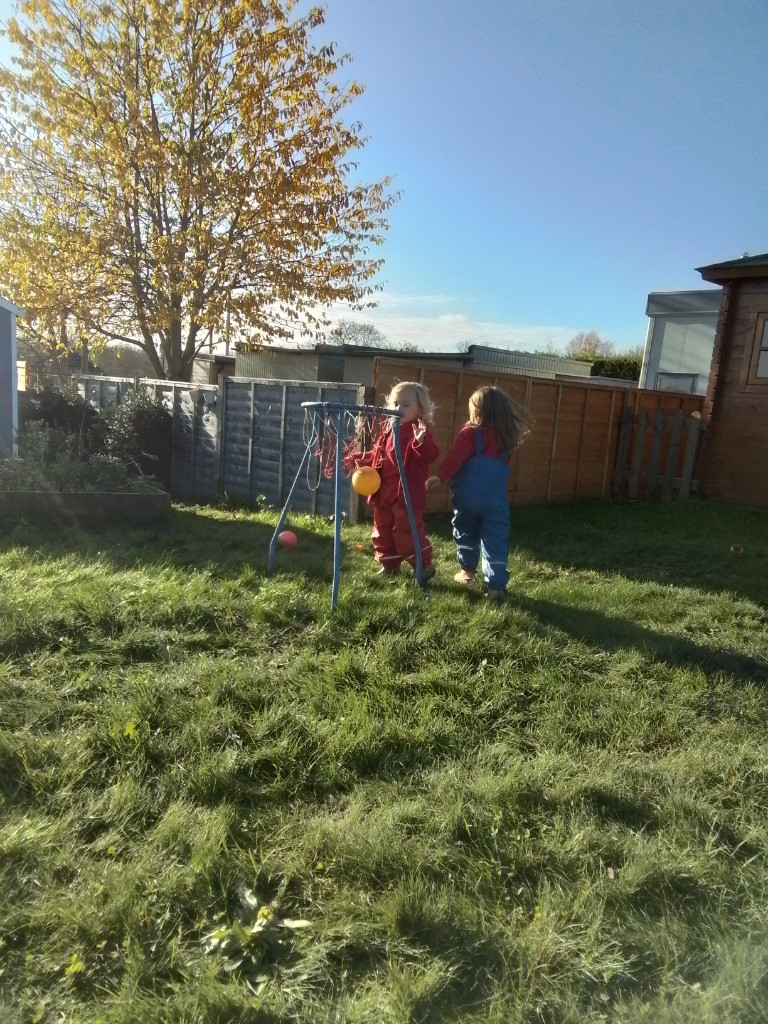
left=325, top=301, right=579, bottom=353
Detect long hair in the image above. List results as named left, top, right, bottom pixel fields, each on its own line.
left=386, top=381, right=435, bottom=424
left=468, top=386, right=527, bottom=450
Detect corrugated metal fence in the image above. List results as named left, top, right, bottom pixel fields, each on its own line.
left=78, top=375, right=366, bottom=521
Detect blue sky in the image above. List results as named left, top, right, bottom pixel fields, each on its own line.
left=315, top=0, right=768, bottom=352
left=2, top=0, right=767, bottom=353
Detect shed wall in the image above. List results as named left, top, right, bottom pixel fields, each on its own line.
left=0, top=306, right=19, bottom=455
left=699, top=280, right=768, bottom=507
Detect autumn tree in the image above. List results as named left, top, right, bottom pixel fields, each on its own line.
left=566, top=331, right=615, bottom=361
left=0, top=0, right=396, bottom=380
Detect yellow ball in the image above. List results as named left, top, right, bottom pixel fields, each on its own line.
left=352, top=466, right=381, bottom=496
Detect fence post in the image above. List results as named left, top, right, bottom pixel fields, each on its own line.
left=247, top=382, right=255, bottom=506
left=545, top=385, right=563, bottom=502
left=627, top=409, right=648, bottom=499
left=190, top=392, right=197, bottom=503
left=170, top=385, right=178, bottom=498
left=662, top=411, right=684, bottom=500
left=644, top=409, right=666, bottom=499
left=678, top=414, right=702, bottom=499
left=510, top=377, right=533, bottom=505
left=278, top=385, right=288, bottom=504
left=612, top=396, right=634, bottom=498
left=574, top=387, right=590, bottom=499
left=215, top=377, right=226, bottom=495
left=601, top=389, right=617, bottom=498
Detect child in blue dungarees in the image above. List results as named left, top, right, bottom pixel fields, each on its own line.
left=427, top=386, right=527, bottom=600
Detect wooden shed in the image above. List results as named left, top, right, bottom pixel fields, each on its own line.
left=0, top=295, right=25, bottom=456
left=697, top=253, right=768, bottom=508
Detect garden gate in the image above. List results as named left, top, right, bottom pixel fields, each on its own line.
left=611, top=403, right=705, bottom=500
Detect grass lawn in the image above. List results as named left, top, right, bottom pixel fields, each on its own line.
left=1, top=498, right=767, bottom=1023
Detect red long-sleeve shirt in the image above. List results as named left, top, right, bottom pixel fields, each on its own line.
left=351, top=420, right=438, bottom=511
left=437, top=423, right=508, bottom=482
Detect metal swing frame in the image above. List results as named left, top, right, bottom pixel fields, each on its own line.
left=267, top=402, right=424, bottom=610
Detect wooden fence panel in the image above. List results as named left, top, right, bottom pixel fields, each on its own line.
left=67, top=366, right=706, bottom=514
left=373, top=358, right=704, bottom=508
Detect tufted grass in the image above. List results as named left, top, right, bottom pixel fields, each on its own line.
left=1, top=499, right=767, bottom=1023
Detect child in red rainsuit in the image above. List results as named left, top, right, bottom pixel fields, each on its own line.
left=354, top=381, right=439, bottom=581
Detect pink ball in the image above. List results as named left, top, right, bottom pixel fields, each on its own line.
left=278, top=530, right=298, bottom=548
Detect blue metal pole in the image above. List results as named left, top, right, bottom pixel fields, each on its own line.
left=267, top=443, right=312, bottom=574
left=392, top=415, right=423, bottom=584
left=331, top=406, right=344, bottom=610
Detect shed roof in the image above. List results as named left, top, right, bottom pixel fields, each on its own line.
left=195, top=352, right=237, bottom=364
left=697, top=252, right=768, bottom=283
left=645, top=289, right=722, bottom=316
left=0, top=295, right=25, bottom=317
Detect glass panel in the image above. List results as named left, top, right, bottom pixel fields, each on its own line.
left=757, top=350, right=768, bottom=378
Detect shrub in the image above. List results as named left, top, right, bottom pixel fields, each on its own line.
left=591, top=355, right=642, bottom=381
left=20, top=381, right=107, bottom=455
left=0, top=422, right=163, bottom=493
left=15, top=382, right=172, bottom=492
left=104, top=387, right=173, bottom=491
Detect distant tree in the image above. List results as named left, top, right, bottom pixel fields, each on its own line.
left=0, top=0, right=396, bottom=381
left=330, top=319, right=390, bottom=348
left=624, top=344, right=646, bottom=362
left=395, top=341, right=423, bottom=353
left=566, top=331, right=615, bottom=361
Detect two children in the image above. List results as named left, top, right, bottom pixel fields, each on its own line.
left=356, top=381, right=526, bottom=598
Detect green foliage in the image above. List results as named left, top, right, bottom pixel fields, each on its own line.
left=0, top=501, right=767, bottom=1021
left=0, top=1, right=395, bottom=380
left=20, top=381, right=107, bottom=456
left=104, top=387, right=173, bottom=491
left=12, top=382, right=170, bottom=492
left=591, top=354, right=643, bottom=380
left=0, top=422, right=163, bottom=492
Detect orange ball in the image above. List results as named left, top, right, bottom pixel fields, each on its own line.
left=352, top=466, right=381, bottom=496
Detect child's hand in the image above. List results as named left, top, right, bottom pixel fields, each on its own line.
left=426, top=475, right=441, bottom=491
left=413, top=420, right=426, bottom=442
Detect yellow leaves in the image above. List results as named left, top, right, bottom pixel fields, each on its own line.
left=0, top=0, right=395, bottom=370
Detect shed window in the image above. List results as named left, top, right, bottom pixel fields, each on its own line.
left=655, top=372, right=698, bottom=394
left=758, top=321, right=768, bottom=378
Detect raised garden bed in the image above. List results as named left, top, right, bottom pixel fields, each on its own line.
left=0, top=490, right=171, bottom=528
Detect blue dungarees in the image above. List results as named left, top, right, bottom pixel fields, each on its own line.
left=450, top=428, right=511, bottom=592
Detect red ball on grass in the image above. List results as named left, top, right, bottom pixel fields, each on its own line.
left=278, top=530, right=298, bottom=548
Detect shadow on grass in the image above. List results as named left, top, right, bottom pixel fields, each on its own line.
left=519, top=594, right=768, bottom=684
left=429, top=499, right=768, bottom=607
left=0, top=505, right=343, bottom=583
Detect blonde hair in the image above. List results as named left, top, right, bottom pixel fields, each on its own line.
left=468, top=386, right=527, bottom=450
left=386, top=381, right=435, bottom=424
